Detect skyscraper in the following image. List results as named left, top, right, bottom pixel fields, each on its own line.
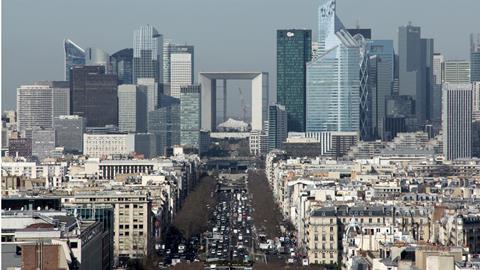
left=367, top=40, right=395, bottom=139
left=137, top=78, right=158, bottom=114
left=267, top=104, right=287, bottom=151
left=111, top=48, right=133, bottom=84
left=444, top=60, right=471, bottom=83
left=398, top=23, right=434, bottom=128
left=133, top=25, right=163, bottom=87
left=180, top=85, right=201, bottom=149
left=85, top=48, right=111, bottom=73
left=442, top=83, right=472, bottom=160
left=276, top=29, right=312, bottom=132
left=16, top=82, right=70, bottom=132
left=148, top=95, right=180, bottom=156
left=64, top=39, right=85, bottom=81
left=118, top=84, right=147, bottom=133
left=433, top=53, right=444, bottom=84
left=471, top=33, right=480, bottom=82
left=53, top=115, right=85, bottom=153
left=70, top=65, right=118, bottom=127
left=169, top=45, right=194, bottom=98
left=306, top=0, right=363, bottom=133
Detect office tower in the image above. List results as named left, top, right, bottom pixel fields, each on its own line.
left=31, top=128, right=56, bottom=160
left=398, top=23, right=434, bottom=128
left=53, top=115, right=85, bottom=153
left=111, top=48, right=133, bottom=84
left=133, top=25, right=163, bottom=87
left=471, top=33, right=480, bottom=82
left=16, top=83, right=70, bottom=132
left=169, top=45, right=194, bottom=98
left=433, top=53, right=444, bottom=84
left=85, top=48, right=110, bottom=72
left=163, top=39, right=174, bottom=83
left=148, top=95, right=180, bottom=156
left=118, top=84, right=147, bottom=133
left=70, top=65, right=118, bottom=127
left=306, top=1, right=363, bottom=133
left=267, top=104, right=287, bottom=151
left=473, top=82, right=480, bottom=121
left=346, top=28, right=372, bottom=39
left=442, top=83, right=472, bottom=160
left=136, top=78, right=158, bottom=115
left=64, top=39, right=85, bottom=81
left=367, top=40, right=395, bottom=139
left=444, top=60, right=471, bottom=83
left=180, top=85, right=201, bottom=149
left=276, top=29, right=312, bottom=132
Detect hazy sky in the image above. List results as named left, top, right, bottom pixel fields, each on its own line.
left=2, top=0, right=479, bottom=114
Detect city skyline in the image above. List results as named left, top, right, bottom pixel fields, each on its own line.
left=3, top=0, right=479, bottom=110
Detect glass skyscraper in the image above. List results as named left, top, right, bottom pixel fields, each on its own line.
left=367, top=40, right=395, bottom=139
left=148, top=95, right=180, bottom=156
left=398, top=24, right=434, bottom=129
left=267, top=104, right=287, bottom=151
left=180, top=85, right=201, bottom=149
left=64, top=39, right=85, bottom=81
left=471, top=33, right=480, bottom=82
left=111, top=48, right=133, bottom=84
left=133, top=25, right=163, bottom=86
left=276, top=29, right=311, bottom=132
left=306, top=0, right=362, bottom=133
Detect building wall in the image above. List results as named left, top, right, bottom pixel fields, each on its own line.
left=83, top=134, right=135, bottom=158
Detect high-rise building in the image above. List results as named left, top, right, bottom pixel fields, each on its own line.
left=118, top=84, right=147, bottom=133
left=137, top=78, right=158, bottom=114
left=163, top=39, right=174, bottom=84
left=444, top=60, right=471, bottom=83
left=16, top=83, right=70, bottom=132
left=398, top=23, right=434, bottom=128
left=111, top=48, right=133, bottom=84
left=367, top=40, right=395, bottom=139
left=169, top=45, right=194, bottom=98
left=53, top=115, right=85, bottom=153
left=180, top=85, right=201, bottom=149
left=471, top=33, right=480, bottom=82
left=346, top=28, right=372, bottom=39
left=85, top=48, right=110, bottom=72
left=70, top=65, right=118, bottom=127
left=148, top=96, right=180, bottom=156
left=276, top=29, right=312, bottom=132
left=31, top=128, right=56, bottom=160
left=8, top=137, right=32, bottom=158
left=433, top=53, right=444, bottom=85
left=267, top=104, right=287, bottom=151
left=442, top=83, right=472, bottom=160
left=64, top=39, right=85, bottom=81
left=306, top=0, right=365, bottom=134
left=133, top=25, right=163, bottom=87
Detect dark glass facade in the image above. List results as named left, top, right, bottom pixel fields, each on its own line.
left=277, top=29, right=312, bottom=132
left=471, top=52, right=480, bottom=82
left=111, top=48, right=133, bottom=84
left=70, top=66, right=118, bottom=127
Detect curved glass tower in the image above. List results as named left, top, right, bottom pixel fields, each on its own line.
left=64, top=39, right=85, bottom=81
left=306, top=0, right=362, bottom=133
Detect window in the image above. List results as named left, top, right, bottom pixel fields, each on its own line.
left=70, top=242, right=78, bottom=248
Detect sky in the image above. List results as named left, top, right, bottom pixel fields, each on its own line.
left=2, top=0, right=479, bottom=116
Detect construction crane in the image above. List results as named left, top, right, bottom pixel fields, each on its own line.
left=238, top=87, right=248, bottom=122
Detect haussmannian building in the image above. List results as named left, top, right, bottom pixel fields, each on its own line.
left=276, top=29, right=312, bottom=132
